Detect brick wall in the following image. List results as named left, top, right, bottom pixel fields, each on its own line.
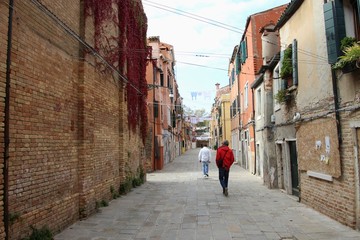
left=300, top=109, right=360, bottom=229
left=1, top=1, right=147, bottom=239
left=0, top=1, right=9, bottom=238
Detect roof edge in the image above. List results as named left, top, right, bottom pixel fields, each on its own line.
left=275, top=0, right=304, bottom=29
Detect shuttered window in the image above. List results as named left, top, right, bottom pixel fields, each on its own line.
left=323, top=0, right=346, bottom=64
left=240, top=38, right=248, bottom=63
left=231, top=68, right=235, bottom=85
left=292, top=39, right=298, bottom=86
left=236, top=52, right=241, bottom=74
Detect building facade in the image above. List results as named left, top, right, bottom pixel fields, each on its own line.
left=1, top=1, right=148, bottom=239
left=229, top=46, right=241, bottom=162
left=274, top=0, right=360, bottom=229
left=146, top=36, right=181, bottom=171
left=211, top=84, right=231, bottom=149
left=237, top=4, right=287, bottom=174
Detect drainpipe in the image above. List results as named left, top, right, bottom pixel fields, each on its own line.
left=331, top=69, right=342, bottom=145
left=153, top=64, right=156, bottom=171
left=4, top=0, right=14, bottom=239
left=251, top=88, right=256, bottom=175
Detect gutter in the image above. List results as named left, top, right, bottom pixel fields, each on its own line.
left=251, top=88, right=256, bottom=175
left=331, top=69, right=342, bottom=145
left=4, top=0, right=14, bottom=239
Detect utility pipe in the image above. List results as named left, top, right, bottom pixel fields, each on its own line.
left=331, top=69, right=342, bottom=145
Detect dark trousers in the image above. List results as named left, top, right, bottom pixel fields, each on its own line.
left=218, top=167, right=229, bottom=189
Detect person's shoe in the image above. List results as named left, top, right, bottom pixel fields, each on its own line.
left=222, top=188, right=225, bottom=195
left=224, top=188, right=228, bottom=196
left=204, top=175, right=207, bottom=178
left=206, top=173, right=209, bottom=177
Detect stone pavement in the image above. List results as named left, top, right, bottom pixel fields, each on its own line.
left=54, top=148, right=360, bottom=240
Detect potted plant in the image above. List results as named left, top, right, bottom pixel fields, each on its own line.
left=333, top=37, right=360, bottom=73
left=280, top=45, right=293, bottom=79
left=274, top=89, right=291, bottom=105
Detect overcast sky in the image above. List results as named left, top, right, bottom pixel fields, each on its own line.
left=143, top=0, right=290, bottom=114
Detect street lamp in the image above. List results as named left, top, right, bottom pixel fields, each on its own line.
left=169, top=88, right=174, bottom=99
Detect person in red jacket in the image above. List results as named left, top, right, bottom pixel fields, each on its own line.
left=216, top=140, right=235, bottom=196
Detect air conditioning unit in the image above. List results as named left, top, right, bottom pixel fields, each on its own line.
left=271, top=114, right=275, bottom=123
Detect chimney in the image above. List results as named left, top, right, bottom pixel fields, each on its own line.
left=215, top=83, right=220, bottom=90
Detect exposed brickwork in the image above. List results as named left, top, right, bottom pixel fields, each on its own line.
left=0, top=1, right=147, bottom=239
left=300, top=109, right=360, bottom=229
left=0, top=1, right=8, bottom=238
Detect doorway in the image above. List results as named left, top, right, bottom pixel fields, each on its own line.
left=289, top=141, right=299, bottom=196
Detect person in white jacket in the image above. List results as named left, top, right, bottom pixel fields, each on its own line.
left=198, top=144, right=211, bottom=177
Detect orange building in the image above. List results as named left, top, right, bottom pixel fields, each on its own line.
left=236, top=5, right=287, bottom=174
left=146, top=36, right=182, bottom=171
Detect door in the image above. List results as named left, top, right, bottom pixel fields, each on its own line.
left=276, top=143, right=284, bottom=190
left=242, top=140, right=248, bottom=169
left=356, top=128, right=360, bottom=230
left=289, top=141, right=299, bottom=196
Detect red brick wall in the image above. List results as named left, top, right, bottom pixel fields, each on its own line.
left=300, top=110, right=360, bottom=229
left=0, top=1, right=9, bottom=238
left=0, top=1, right=147, bottom=239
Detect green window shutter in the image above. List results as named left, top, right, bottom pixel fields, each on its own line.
left=231, top=69, right=235, bottom=85
left=240, top=41, right=245, bottom=63
left=292, top=39, right=298, bottom=86
left=358, top=0, right=360, bottom=24
left=323, top=0, right=346, bottom=64
left=244, top=38, right=248, bottom=60
left=279, top=50, right=287, bottom=90
left=236, top=52, right=241, bottom=74
left=240, top=39, right=248, bottom=63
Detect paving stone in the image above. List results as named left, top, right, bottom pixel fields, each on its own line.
left=54, top=149, right=360, bottom=240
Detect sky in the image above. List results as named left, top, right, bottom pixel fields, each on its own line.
left=143, top=0, right=290, bottom=115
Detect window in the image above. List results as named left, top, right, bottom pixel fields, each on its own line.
left=344, top=0, right=360, bottom=40
left=236, top=51, right=241, bottom=74
left=273, top=64, right=281, bottom=111
left=257, top=88, right=262, bottom=114
left=240, top=38, right=248, bottom=64
left=231, top=99, right=237, bottom=118
left=154, top=101, right=159, bottom=118
left=160, top=73, right=164, bottom=86
left=231, top=68, right=235, bottom=86
left=167, top=106, right=171, bottom=127
left=324, top=0, right=360, bottom=64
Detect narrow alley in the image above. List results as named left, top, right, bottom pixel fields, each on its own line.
left=55, top=149, right=360, bottom=240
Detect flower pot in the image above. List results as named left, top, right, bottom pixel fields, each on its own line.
left=342, top=62, right=357, bottom=74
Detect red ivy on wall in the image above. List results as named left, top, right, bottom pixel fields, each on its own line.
left=85, top=0, right=148, bottom=143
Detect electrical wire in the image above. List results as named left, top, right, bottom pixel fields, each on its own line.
left=143, top=0, right=331, bottom=64
left=176, top=61, right=228, bottom=71
left=143, top=0, right=243, bottom=34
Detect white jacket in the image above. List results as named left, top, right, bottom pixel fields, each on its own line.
left=198, top=147, right=211, bottom=163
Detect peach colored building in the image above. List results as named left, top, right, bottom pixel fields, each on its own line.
left=146, top=36, right=182, bottom=171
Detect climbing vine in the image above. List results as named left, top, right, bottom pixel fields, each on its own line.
left=85, top=0, right=148, bottom=143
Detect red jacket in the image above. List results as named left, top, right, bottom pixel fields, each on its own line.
left=216, top=145, right=235, bottom=170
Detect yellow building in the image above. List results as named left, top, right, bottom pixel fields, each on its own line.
left=212, top=84, right=231, bottom=148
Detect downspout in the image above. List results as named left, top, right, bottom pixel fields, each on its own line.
left=4, top=0, right=14, bottom=239
left=251, top=88, right=256, bottom=175
left=153, top=64, right=156, bottom=171
left=222, top=101, right=226, bottom=143
left=331, top=69, right=342, bottom=145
